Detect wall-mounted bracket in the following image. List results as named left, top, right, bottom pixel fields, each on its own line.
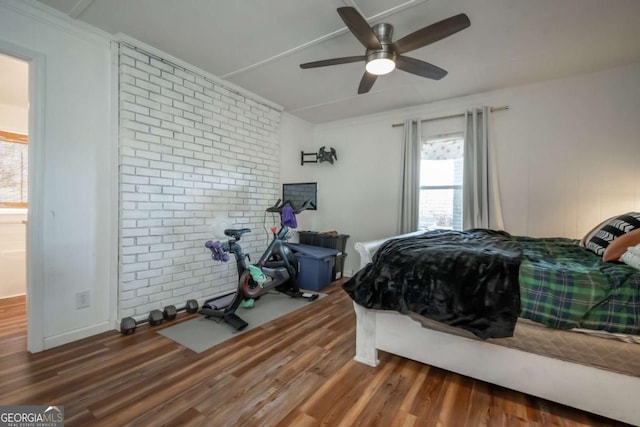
left=301, top=151, right=318, bottom=165
left=301, top=146, right=338, bottom=166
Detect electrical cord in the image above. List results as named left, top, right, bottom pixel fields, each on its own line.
left=262, top=209, right=278, bottom=242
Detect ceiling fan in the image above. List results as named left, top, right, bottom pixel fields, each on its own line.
left=300, top=7, right=470, bottom=94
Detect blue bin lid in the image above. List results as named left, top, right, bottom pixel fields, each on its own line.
left=285, top=243, right=339, bottom=259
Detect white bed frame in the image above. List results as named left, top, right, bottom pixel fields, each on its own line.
left=352, top=232, right=640, bottom=426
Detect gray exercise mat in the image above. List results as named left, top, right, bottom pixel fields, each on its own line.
left=158, top=292, right=324, bottom=353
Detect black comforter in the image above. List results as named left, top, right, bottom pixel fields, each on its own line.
left=342, top=229, right=522, bottom=338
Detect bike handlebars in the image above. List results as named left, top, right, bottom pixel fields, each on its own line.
left=266, top=199, right=315, bottom=214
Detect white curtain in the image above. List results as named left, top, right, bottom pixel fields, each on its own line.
left=463, top=107, right=504, bottom=229
left=399, top=119, right=421, bottom=234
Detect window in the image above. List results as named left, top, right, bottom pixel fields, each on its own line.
left=0, top=130, right=28, bottom=208
left=419, top=134, right=463, bottom=231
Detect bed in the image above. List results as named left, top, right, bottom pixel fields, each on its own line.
left=345, top=221, right=640, bottom=425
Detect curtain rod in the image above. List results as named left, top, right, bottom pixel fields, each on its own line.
left=391, top=106, right=509, bottom=128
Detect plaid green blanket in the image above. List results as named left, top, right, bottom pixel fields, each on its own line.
left=514, top=236, right=640, bottom=334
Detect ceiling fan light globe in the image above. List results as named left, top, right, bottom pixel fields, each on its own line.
left=366, top=58, right=395, bottom=75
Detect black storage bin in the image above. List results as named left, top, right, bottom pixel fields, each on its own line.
left=298, top=231, right=349, bottom=253
left=333, top=253, right=347, bottom=280
left=298, top=231, right=321, bottom=247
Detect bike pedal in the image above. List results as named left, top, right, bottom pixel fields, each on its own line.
left=224, top=313, right=248, bottom=331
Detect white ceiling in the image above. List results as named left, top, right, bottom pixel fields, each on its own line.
left=32, top=0, right=640, bottom=123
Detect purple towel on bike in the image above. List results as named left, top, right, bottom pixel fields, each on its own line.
left=282, top=205, right=297, bottom=228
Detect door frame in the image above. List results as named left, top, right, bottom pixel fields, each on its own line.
left=0, top=41, right=46, bottom=352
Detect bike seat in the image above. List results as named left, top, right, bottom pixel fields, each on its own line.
left=224, top=228, right=251, bottom=240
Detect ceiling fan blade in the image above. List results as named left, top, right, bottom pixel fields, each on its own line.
left=337, top=7, right=382, bottom=50
left=358, top=72, right=377, bottom=94
left=393, top=13, right=471, bottom=54
left=396, top=56, right=448, bottom=80
left=300, top=55, right=365, bottom=69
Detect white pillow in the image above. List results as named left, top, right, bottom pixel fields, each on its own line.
left=620, top=249, right=640, bottom=270
left=626, top=243, right=640, bottom=256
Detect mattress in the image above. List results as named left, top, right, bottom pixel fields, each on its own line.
left=409, top=313, right=640, bottom=377
left=491, top=319, right=640, bottom=377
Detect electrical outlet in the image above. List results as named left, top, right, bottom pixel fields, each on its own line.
left=76, top=291, right=90, bottom=309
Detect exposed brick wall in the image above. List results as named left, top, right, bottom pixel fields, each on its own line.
left=118, top=43, right=282, bottom=318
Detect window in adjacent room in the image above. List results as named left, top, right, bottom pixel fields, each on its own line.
left=419, top=133, right=463, bottom=231
left=0, top=130, right=28, bottom=209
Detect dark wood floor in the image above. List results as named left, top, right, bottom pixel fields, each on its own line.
left=0, top=282, right=631, bottom=427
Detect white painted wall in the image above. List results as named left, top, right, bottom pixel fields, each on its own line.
left=281, top=62, right=640, bottom=275
left=0, top=0, right=114, bottom=349
left=0, top=104, right=28, bottom=133
left=279, top=113, right=318, bottom=233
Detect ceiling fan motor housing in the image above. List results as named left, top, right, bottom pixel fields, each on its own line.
left=366, top=23, right=396, bottom=74
left=367, top=23, right=395, bottom=57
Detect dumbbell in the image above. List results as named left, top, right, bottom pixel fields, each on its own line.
left=120, top=309, right=164, bottom=335
left=162, top=299, right=199, bottom=321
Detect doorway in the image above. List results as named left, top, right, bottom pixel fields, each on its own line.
left=0, top=44, right=45, bottom=352
left=0, top=52, right=28, bottom=314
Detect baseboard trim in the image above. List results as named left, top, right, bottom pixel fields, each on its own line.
left=43, top=321, right=112, bottom=350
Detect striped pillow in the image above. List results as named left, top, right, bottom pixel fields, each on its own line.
left=583, top=212, right=640, bottom=256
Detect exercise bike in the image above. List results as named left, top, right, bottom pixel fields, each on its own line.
left=199, top=199, right=318, bottom=330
